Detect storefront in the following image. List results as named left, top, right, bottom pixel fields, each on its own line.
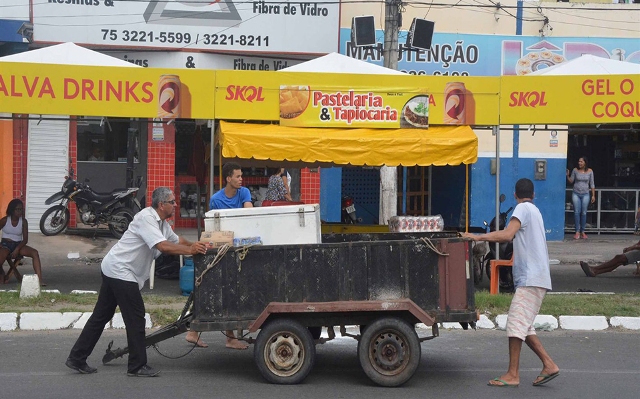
left=2, top=58, right=638, bottom=237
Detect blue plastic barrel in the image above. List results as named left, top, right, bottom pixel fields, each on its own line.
left=179, top=256, right=194, bottom=296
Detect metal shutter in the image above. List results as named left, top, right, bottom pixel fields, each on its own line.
left=26, top=116, right=69, bottom=232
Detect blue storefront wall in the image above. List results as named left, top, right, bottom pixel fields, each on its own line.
left=470, top=156, right=567, bottom=241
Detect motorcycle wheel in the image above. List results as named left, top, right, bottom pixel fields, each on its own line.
left=39, top=205, right=70, bottom=236
left=473, top=259, right=482, bottom=285
left=485, top=258, right=492, bottom=280
left=108, top=207, right=134, bottom=239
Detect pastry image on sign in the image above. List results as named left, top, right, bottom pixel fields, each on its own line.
left=279, top=85, right=310, bottom=119
left=516, top=51, right=566, bottom=75
left=401, top=95, right=430, bottom=128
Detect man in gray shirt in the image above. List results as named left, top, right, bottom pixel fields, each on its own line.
left=66, top=187, right=208, bottom=377
left=463, top=178, right=560, bottom=387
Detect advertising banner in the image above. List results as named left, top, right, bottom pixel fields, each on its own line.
left=340, top=29, right=640, bottom=77
left=32, top=0, right=339, bottom=54
left=0, top=62, right=216, bottom=119
left=279, top=86, right=430, bottom=128
left=215, top=71, right=501, bottom=125
left=500, top=75, right=640, bottom=124
left=104, top=50, right=306, bottom=70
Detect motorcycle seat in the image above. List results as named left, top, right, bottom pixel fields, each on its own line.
left=91, top=192, right=119, bottom=203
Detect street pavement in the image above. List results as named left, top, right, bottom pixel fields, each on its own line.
left=1, top=329, right=639, bottom=398
left=3, top=228, right=638, bottom=295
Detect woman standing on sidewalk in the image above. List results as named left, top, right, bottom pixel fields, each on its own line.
left=566, top=156, right=595, bottom=240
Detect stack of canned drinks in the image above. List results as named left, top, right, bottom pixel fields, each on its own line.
left=389, top=215, right=445, bottom=232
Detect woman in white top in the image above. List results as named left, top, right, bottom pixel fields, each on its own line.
left=0, top=199, right=44, bottom=285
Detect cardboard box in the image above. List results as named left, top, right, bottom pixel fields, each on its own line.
left=204, top=204, right=321, bottom=245
left=200, top=230, right=234, bottom=248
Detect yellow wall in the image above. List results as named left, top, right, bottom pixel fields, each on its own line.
left=0, top=117, right=13, bottom=215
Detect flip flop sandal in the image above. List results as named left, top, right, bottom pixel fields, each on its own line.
left=488, top=378, right=519, bottom=388
left=533, top=371, right=560, bottom=386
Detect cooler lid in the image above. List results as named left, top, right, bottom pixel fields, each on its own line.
left=205, top=204, right=319, bottom=218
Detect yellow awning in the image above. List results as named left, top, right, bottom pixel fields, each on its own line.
left=218, top=121, right=477, bottom=167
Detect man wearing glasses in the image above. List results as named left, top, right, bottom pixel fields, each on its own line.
left=66, top=187, right=208, bottom=377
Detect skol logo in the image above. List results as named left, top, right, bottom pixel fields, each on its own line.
left=508, top=91, right=548, bottom=108
left=225, top=85, right=265, bottom=102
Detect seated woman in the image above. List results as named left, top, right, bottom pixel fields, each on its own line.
left=0, top=199, right=45, bottom=286
left=264, top=168, right=292, bottom=202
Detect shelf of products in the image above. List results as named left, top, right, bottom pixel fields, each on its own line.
left=179, top=183, right=207, bottom=219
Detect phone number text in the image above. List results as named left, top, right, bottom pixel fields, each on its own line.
left=100, top=30, right=270, bottom=47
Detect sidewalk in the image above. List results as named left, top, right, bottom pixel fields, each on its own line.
left=2, top=229, right=639, bottom=332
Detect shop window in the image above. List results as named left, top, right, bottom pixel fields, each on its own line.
left=175, top=119, right=211, bottom=176
left=77, top=118, right=139, bottom=162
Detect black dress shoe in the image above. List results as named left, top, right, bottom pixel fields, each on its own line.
left=127, top=364, right=160, bottom=377
left=65, top=359, right=97, bottom=374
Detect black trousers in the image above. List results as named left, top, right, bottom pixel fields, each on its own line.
left=68, top=273, right=147, bottom=373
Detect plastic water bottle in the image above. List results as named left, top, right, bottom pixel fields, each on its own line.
left=179, top=256, right=194, bottom=296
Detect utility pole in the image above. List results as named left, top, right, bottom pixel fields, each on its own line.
left=379, top=0, right=401, bottom=225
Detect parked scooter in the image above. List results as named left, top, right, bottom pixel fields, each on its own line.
left=341, top=195, right=359, bottom=224
left=481, top=194, right=514, bottom=291
left=39, top=168, right=142, bottom=238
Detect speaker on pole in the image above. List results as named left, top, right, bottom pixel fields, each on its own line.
left=351, top=16, right=376, bottom=47
left=406, top=18, right=435, bottom=51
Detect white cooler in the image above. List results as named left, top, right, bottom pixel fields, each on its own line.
left=204, top=204, right=321, bottom=245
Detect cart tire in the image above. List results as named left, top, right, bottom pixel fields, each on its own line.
left=308, top=326, right=322, bottom=340
left=358, top=317, right=421, bottom=387
left=356, top=324, right=368, bottom=355
left=254, top=318, right=316, bottom=385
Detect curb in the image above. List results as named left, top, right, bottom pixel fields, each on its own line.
left=430, top=314, right=640, bottom=332
left=2, top=312, right=640, bottom=332
left=0, top=312, right=153, bottom=332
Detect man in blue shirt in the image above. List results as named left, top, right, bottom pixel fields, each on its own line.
left=187, top=162, right=251, bottom=349
left=209, top=162, right=253, bottom=210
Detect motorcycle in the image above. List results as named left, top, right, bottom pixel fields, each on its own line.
left=481, top=194, right=515, bottom=291
left=39, top=168, right=142, bottom=239
left=341, top=195, right=359, bottom=224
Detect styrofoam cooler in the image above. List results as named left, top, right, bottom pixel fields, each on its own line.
left=204, top=204, right=321, bottom=245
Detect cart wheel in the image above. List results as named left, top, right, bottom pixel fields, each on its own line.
left=308, top=326, right=322, bottom=340
left=358, top=317, right=421, bottom=387
left=254, top=318, right=316, bottom=385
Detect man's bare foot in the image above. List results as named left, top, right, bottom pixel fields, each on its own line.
left=226, top=338, right=249, bottom=350
left=185, top=331, right=208, bottom=348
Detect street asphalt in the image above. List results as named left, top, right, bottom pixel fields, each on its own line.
left=3, top=228, right=637, bottom=295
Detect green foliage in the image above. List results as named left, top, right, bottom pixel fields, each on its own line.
left=2, top=291, right=639, bottom=328
left=475, top=291, right=640, bottom=318
left=0, top=292, right=185, bottom=326
left=414, top=101, right=428, bottom=116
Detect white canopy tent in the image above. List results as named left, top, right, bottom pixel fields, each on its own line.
left=0, top=42, right=139, bottom=67
left=280, top=52, right=406, bottom=75
left=530, top=54, right=640, bottom=75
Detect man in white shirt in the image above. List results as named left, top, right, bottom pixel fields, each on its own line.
left=66, top=187, right=208, bottom=377
left=463, top=178, right=560, bottom=388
